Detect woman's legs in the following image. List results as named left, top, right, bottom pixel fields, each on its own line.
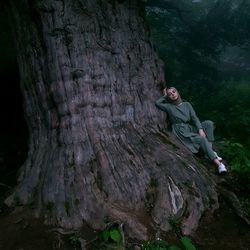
left=199, top=136, right=227, bottom=173
left=199, top=136, right=216, bottom=160
left=202, top=120, right=223, bottom=161
left=201, top=120, right=214, bottom=142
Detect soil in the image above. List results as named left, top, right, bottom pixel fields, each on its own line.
left=193, top=197, right=250, bottom=250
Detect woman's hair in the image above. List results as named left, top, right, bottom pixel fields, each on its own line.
left=166, top=86, right=177, bottom=92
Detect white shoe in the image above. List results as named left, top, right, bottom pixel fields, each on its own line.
left=218, top=163, right=227, bottom=174
left=214, top=151, right=223, bottom=161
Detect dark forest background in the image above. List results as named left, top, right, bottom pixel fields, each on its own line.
left=145, top=0, right=250, bottom=172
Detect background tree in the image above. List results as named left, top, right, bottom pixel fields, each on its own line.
left=145, top=0, right=250, bottom=145
left=3, top=0, right=219, bottom=240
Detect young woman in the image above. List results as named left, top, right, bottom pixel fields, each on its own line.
left=155, top=87, right=227, bottom=174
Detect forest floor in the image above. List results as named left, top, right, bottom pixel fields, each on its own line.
left=0, top=135, right=250, bottom=250
left=0, top=188, right=249, bottom=250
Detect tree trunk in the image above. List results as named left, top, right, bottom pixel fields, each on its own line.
left=6, top=0, right=218, bottom=240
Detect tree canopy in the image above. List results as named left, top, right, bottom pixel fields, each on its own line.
left=145, top=0, right=250, bottom=148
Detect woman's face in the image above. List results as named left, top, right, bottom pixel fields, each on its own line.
left=167, top=87, right=179, bottom=101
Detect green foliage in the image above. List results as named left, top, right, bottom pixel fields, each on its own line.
left=91, top=224, right=197, bottom=250
left=99, top=227, right=121, bottom=243
left=180, top=236, right=196, bottom=250
left=129, top=215, right=194, bottom=250
left=141, top=239, right=172, bottom=250
left=145, top=0, right=250, bottom=94
left=141, top=236, right=196, bottom=250
left=91, top=226, right=124, bottom=249
left=199, top=80, right=250, bottom=158
left=145, top=1, right=250, bottom=135
left=168, top=246, right=181, bottom=250
left=220, top=140, right=250, bottom=172
left=90, top=223, right=198, bottom=250
left=100, top=229, right=110, bottom=241
left=110, top=228, right=122, bottom=243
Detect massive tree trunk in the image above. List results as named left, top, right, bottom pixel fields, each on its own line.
left=5, top=0, right=218, bottom=240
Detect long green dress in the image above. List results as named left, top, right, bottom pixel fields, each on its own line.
left=155, top=96, right=216, bottom=160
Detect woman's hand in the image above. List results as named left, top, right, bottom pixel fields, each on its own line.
left=199, top=129, right=206, bottom=138
left=163, top=87, right=168, bottom=97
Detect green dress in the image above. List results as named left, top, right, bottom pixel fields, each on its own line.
left=155, top=96, right=216, bottom=160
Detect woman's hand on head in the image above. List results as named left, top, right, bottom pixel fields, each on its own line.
left=163, top=87, right=168, bottom=97
left=199, top=129, right=206, bottom=138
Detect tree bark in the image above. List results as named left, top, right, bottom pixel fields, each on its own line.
left=5, top=0, right=218, bottom=240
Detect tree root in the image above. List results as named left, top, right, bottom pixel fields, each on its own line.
left=217, top=185, right=250, bottom=225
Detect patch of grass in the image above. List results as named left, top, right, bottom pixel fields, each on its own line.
left=221, top=140, right=250, bottom=172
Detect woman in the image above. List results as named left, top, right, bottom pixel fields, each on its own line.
left=155, top=87, right=227, bottom=174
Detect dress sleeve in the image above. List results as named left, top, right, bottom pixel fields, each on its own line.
left=188, top=102, right=202, bottom=129
left=155, top=96, right=169, bottom=112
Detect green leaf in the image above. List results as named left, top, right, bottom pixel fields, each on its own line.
left=169, top=245, right=182, bottom=250
left=180, top=236, right=196, bottom=250
left=109, top=229, right=121, bottom=243
left=100, top=229, right=110, bottom=241
left=232, top=143, right=244, bottom=148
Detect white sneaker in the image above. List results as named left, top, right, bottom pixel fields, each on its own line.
left=218, top=163, right=227, bottom=174
left=214, top=151, right=223, bottom=161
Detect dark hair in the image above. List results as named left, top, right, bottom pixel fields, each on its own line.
left=166, top=87, right=177, bottom=92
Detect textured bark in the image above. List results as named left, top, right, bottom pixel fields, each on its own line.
left=6, top=0, right=218, bottom=240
